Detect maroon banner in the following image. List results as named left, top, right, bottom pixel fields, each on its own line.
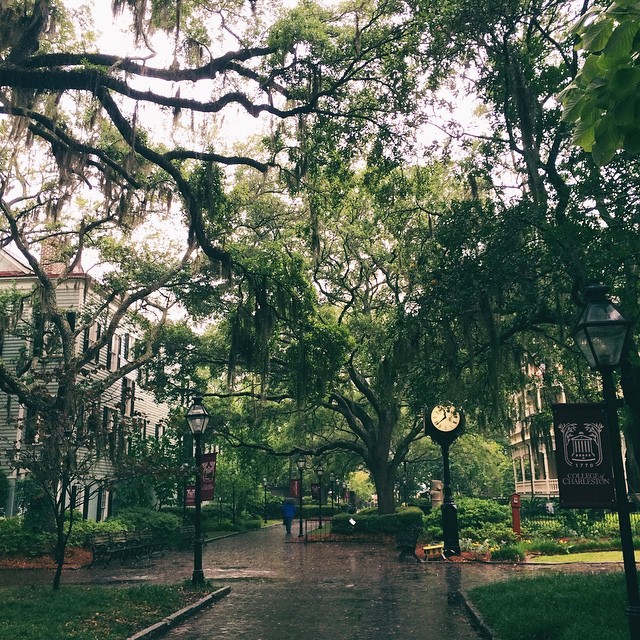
left=552, top=403, right=616, bottom=509
left=290, top=478, right=300, bottom=498
left=185, top=485, right=195, bottom=507
left=201, top=452, right=217, bottom=502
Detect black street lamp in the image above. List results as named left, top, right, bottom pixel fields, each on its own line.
left=316, top=463, right=324, bottom=528
left=262, top=477, right=268, bottom=523
left=573, top=284, right=638, bottom=638
left=186, top=395, right=210, bottom=587
left=329, top=473, right=335, bottom=512
left=296, top=456, right=307, bottom=537
left=231, top=471, right=237, bottom=524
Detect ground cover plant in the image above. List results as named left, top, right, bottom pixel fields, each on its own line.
left=469, top=573, right=626, bottom=640
left=420, top=498, right=640, bottom=561
left=0, top=584, right=213, bottom=640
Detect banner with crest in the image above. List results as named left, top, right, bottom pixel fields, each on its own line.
left=552, top=403, right=616, bottom=508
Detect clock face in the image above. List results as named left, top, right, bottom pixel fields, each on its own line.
left=430, top=404, right=461, bottom=432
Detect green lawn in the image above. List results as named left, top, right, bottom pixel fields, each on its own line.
left=0, top=584, right=211, bottom=640
left=529, top=549, right=640, bottom=563
left=469, top=572, right=627, bottom=640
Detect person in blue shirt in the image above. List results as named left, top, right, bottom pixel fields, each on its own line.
left=282, top=498, right=296, bottom=535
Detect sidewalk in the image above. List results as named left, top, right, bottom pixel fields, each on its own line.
left=127, top=526, right=512, bottom=640
left=0, top=526, right=541, bottom=639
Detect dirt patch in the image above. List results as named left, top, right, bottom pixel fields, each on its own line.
left=0, top=547, right=93, bottom=570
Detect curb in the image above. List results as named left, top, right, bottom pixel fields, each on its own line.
left=126, top=586, right=232, bottom=640
left=459, top=589, right=497, bottom=640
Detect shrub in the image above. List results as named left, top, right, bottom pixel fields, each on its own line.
left=331, top=506, right=423, bottom=535
left=16, top=478, right=54, bottom=534
left=109, top=507, right=181, bottom=537
left=490, top=542, right=526, bottom=562
left=0, top=516, right=54, bottom=555
left=423, top=497, right=511, bottom=544
left=526, top=538, right=568, bottom=555
left=460, top=522, right=517, bottom=545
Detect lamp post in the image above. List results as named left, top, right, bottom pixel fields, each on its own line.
left=425, top=404, right=464, bottom=557
left=440, top=441, right=461, bottom=556
left=262, top=477, right=268, bottom=523
left=573, top=284, right=639, bottom=638
left=296, top=456, right=307, bottom=537
left=316, top=463, right=324, bottom=528
left=186, top=395, right=210, bottom=587
left=330, top=473, right=335, bottom=512
left=231, top=471, right=237, bottom=524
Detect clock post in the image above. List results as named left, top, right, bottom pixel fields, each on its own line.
left=440, top=441, right=460, bottom=556
left=425, top=404, right=465, bottom=557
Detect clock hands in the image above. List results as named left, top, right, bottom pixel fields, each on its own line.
left=435, top=408, right=457, bottom=425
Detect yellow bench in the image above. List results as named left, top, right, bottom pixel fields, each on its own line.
left=423, top=543, right=444, bottom=560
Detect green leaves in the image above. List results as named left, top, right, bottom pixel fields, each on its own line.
left=561, top=4, right=640, bottom=164
left=580, top=19, right=613, bottom=52
left=603, top=18, right=639, bottom=59
left=268, top=1, right=333, bottom=62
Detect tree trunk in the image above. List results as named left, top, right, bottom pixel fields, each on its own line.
left=371, top=463, right=396, bottom=515
left=52, top=476, right=72, bottom=591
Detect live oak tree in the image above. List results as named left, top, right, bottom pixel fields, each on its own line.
left=411, top=0, right=640, bottom=486
left=0, top=0, right=428, bottom=269
left=0, top=0, right=431, bottom=572
left=161, top=159, right=469, bottom=515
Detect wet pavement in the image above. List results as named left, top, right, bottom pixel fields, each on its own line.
left=165, top=528, right=486, bottom=640
left=0, top=526, right=577, bottom=639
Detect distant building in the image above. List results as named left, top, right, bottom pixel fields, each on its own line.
left=0, top=248, right=172, bottom=519
left=509, top=361, right=564, bottom=499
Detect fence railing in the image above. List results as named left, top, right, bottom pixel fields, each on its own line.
left=301, top=517, right=386, bottom=544
left=521, top=509, right=640, bottom=538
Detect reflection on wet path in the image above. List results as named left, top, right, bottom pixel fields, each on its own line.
left=164, top=527, right=485, bottom=639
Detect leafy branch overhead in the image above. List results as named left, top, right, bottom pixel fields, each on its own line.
left=559, top=1, right=640, bottom=165
left=0, top=0, right=423, bottom=270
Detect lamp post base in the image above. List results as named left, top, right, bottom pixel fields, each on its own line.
left=442, top=501, right=461, bottom=557
left=625, top=605, right=640, bottom=638
left=192, top=569, right=205, bottom=586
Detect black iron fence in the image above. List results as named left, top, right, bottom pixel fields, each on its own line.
left=521, top=509, right=640, bottom=539
left=301, top=517, right=386, bottom=543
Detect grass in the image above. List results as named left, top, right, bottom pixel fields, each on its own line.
left=0, top=583, right=211, bottom=640
left=469, top=572, right=627, bottom=640
left=529, top=549, right=640, bottom=564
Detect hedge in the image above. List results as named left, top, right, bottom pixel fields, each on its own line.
left=331, top=506, right=423, bottom=535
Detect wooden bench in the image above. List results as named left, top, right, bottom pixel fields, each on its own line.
left=88, top=533, right=114, bottom=567
left=423, top=543, right=445, bottom=561
left=178, top=525, right=196, bottom=548
left=88, top=530, right=163, bottom=567
left=396, top=526, right=422, bottom=563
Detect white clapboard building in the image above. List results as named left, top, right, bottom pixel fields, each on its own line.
left=0, top=247, right=172, bottom=520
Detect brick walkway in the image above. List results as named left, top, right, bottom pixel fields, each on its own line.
left=0, top=526, right=562, bottom=639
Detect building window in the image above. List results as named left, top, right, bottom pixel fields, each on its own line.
left=66, top=311, right=76, bottom=331
left=83, top=322, right=102, bottom=364
left=106, top=334, right=121, bottom=371
left=123, top=333, right=133, bottom=361
left=121, top=378, right=135, bottom=417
